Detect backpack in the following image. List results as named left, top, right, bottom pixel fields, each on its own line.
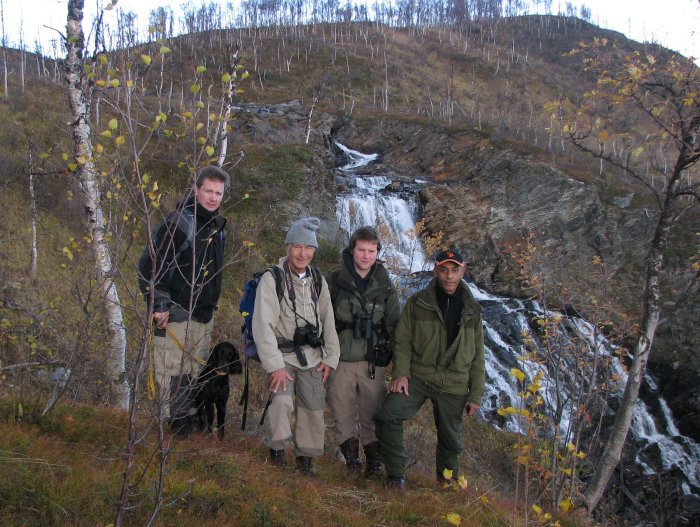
left=137, top=209, right=196, bottom=296
left=238, top=264, right=323, bottom=430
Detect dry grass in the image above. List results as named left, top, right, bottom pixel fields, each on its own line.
left=0, top=395, right=547, bottom=527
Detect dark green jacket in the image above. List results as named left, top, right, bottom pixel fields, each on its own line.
left=329, top=259, right=400, bottom=362
left=393, top=278, right=485, bottom=401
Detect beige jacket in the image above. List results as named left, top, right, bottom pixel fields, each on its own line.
left=251, top=257, right=340, bottom=373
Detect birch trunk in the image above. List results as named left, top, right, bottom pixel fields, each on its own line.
left=583, top=203, right=673, bottom=511
left=65, top=0, right=129, bottom=409
left=28, top=141, right=38, bottom=276
left=215, top=45, right=241, bottom=167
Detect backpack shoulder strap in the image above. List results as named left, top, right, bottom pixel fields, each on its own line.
left=309, top=266, right=323, bottom=298
left=170, top=208, right=196, bottom=260
left=329, top=270, right=340, bottom=304
left=267, top=266, right=285, bottom=302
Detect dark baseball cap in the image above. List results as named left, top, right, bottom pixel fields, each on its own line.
left=435, top=250, right=465, bottom=267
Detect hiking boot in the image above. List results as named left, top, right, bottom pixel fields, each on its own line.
left=363, top=441, right=382, bottom=479
left=386, top=474, right=406, bottom=491
left=269, top=449, right=286, bottom=467
left=296, top=456, right=317, bottom=477
left=340, top=438, right=361, bottom=474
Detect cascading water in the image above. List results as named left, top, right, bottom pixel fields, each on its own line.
left=333, top=142, right=700, bottom=498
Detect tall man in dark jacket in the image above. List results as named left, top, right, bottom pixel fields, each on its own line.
left=139, top=166, right=230, bottom=436
left=375, top=250, right=485, bottom=489
left=327, top=226, right=400, bottom=478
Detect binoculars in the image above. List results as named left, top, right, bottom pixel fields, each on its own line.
left=353, top=314, right=374, bottom=340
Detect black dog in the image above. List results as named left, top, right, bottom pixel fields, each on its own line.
left=195, top=341, right=243, bottom=439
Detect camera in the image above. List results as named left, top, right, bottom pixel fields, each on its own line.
left=353, top=314, right=374, bottom=340
left=368, top=336, right=392, bottom=368
left=293, top=324, right=324, bottom=349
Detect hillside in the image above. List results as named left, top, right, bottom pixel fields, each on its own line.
left=0, top=11, right=698, bottom=526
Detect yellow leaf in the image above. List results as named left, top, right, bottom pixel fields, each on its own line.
left=62, top=247, right=74, bottom=261
left=95, top=79, right=107, bottom=88
left=444, top=513, right=462, bottom=526
left=510, top=368, right=526, bottom=382
left=76, top=155, right=87, bottom=164
left=67, top=163, right=78, bottom=171
left=100, top=130, right=112, bottom=138
left=108, top=118, right=119, bottom=130
left=442, top=468, right=453, bottom=481
left=562, top=468, right=573, bottom=475
left=98, top=54, right=108, bottom=65
left=241, top=71, right=250, bottom=80
left=241, top=311, right=250, bottom=317
left=457, top=475, right=468, bottom=489
left=197, top=137, right=206, bottom=145
left=62, top=152, right=69, bottom=161
left=480, top=495, right=490, bottom=505
left=196, top=101, right=205, bottom=109
left=195, top=65, right=207, bottom=74
left=532, top=504, right=543, bottom=514
left=221, top=73, right=231, bottom=83
left=559, top=497, right=573, bottom=512
left=110, top=78, right=120, bottom=88
left=243, top=193, right=250, bottom=199
left=181, top=111, right=192, bottom=119
left=205, top=146, right=215, bottom=157
left=195, top=123, right=204, bottom=131
left=242, top=240, right=256, bottom=248
left=140, top=54, right=152, bottom=65
left=160, top=46, right=171, bottom=55
left=126, top=79, right=133, bottom=89
left=115, top=136, right=125, bottom=145
left=191, top=84, right=201, bottom=95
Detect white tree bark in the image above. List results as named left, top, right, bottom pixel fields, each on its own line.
left=65, top=0, right=129, bottom=409
left=215, top=45, right=241, bottom=167
left=28, top=141, right=38, bottom=277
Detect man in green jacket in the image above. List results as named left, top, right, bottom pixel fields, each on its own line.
left=375, top=249, right=485, bottom=490
left=327, top=226, right=400, bottom=478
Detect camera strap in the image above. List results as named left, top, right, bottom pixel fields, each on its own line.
left=282, top=261, right=320, bottom=334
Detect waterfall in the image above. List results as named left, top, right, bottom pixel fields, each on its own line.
left=333, top=142, right=700, bottom=497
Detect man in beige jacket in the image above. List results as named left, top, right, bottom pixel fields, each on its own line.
left=251, top=217, right=340, bottom=475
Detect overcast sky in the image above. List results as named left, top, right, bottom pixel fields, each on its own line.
left=3, top=0, right=699, bottom=61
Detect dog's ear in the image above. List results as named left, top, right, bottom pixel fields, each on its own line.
left=228, top=344, right=243, bottom=375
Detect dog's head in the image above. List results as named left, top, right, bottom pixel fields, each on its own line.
left=210, top=341, right=243, bottom=375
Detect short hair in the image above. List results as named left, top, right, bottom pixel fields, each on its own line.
left=196, top=166, right=230, bottom=190
left=349, top=226, right=382, bottom=253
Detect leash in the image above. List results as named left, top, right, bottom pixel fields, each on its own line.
left=146, top=331, right=157, bottom=400
left=166, top=326, right=208, bottom=367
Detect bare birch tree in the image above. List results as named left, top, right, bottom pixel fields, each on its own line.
left=564, top=40, right=699, bottom=513
left=65, top=0, right=129, bottom=409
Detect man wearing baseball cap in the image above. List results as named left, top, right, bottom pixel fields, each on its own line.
left=374, top=249, right=485, bottom=490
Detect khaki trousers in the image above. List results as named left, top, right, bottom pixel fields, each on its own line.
left=153, top=319, right=213, bottom=417
left=326, top=360, right=387, bottom=446
left=264, top=364, right=326, bottom=458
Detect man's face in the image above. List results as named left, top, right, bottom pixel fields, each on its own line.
left=195, top=177, right=225, bottom=212
left=352, top=239, right=379, bottom=277
left=286, top=244, right=316, bottom=275
left=434, top=262, right=466, bottom=295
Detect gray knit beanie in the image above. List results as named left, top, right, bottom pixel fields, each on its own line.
left=285, top=217, right=320, bottom=248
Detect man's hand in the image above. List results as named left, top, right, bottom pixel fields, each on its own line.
left=153, top=311, right=169, bottom=329
left=317, top=362, right=333, bottom=383
left=389, top=376, right=410, bottom=396
left=464, top=402, right=480, bottom=417
left=268, top=368, right=293, bottom=393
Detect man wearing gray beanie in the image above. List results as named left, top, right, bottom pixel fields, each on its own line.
left=252, top=217, right=340, bottom=475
